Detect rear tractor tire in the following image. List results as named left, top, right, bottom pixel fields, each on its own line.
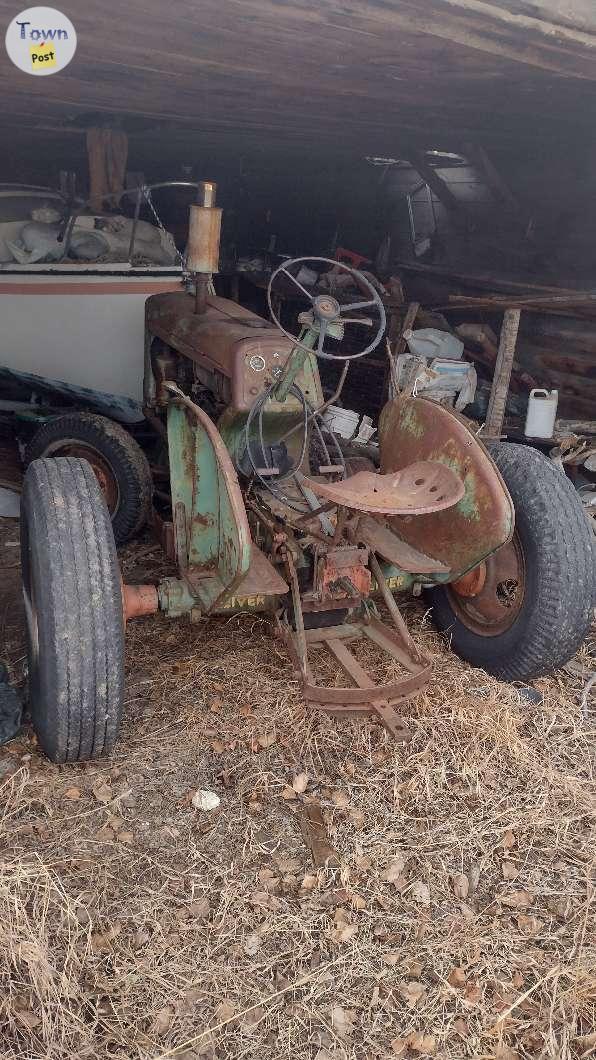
left=25, top=413, right=152, bottom=545
left=426, top=442, right=594, bottom=681
left=21, top=458, right=125, bottom=763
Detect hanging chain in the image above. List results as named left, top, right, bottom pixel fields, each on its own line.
left=140, top=186, right=191, bottom=281
left=138, top=186, right=215, bottom=294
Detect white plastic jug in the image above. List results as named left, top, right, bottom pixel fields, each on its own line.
left=524, top=389, right=558, bottom=439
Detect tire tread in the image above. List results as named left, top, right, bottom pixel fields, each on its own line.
left=428, top=443, right=594, bottom=681
left=21, top=457, right=124, bottom=762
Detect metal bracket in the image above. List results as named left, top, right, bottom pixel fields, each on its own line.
left=278, top=553, right=431, bottom=739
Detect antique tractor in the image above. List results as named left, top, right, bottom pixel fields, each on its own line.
left=21, top=184, right=594, bottom=762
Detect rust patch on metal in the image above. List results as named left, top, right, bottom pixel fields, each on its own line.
left=192, top=512, right=214, bottom=530
left=48, top=443, right=118, bottom=513
left=277, top=611, right=429, bottom=741
left=303, top=461, right=464, bottom=516
left=222, top=543, right=288, bottom=598
left=318, top=546, right=371, bottom=602
left=354, top=515, right=450, bottom=574
left=451, top=562, right=487, bottom=598
left=122, top=583, right=159, bottom=622
left=146, top=291, right=298, bottom=413
left=447, top=535, right=526, bottom=635
left=378, top=396, right=514, bottom=579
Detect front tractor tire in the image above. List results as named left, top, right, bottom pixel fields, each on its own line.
left=427, top=442, right=594, bottom=682
left=21, top=458, right=125, bottom=763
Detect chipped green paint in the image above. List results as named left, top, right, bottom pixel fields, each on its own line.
left=432, top=452, right=481, bottom=522
left=166, top=400, right=251, bottom=613
left=379, top=395, right=514, bottom=577
left=399, top=404, right=425, bottom=439
left=457, top=478, right=481, bottom=521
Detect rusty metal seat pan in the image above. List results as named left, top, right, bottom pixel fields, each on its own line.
left=378, top=396, right=514, bottom=577
left=302, top=460, right=464, bottom=515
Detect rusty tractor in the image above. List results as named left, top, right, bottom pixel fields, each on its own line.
left=21, top=183, right=594, bottom=761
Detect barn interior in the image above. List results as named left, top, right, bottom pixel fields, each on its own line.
left=1, top=0, right=596, bottom=430
left=1, top=6, right=596, bottom=1060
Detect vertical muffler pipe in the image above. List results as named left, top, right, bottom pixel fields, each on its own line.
left=187, top=181, right=222, bottom=314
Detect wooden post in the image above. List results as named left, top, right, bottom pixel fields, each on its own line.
left=483, top=308, right=522, bottom=439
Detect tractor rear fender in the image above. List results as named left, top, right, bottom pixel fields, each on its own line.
left=378, top=396, right=514, bottom=580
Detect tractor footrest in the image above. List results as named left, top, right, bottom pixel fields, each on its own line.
left=278, top=616, right=431, bottom=740
left=356, top=515, right=450, bottom=575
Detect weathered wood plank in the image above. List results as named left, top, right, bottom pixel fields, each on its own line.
left=484, top=309, right=522, bottom=439
left=0, top=0, right=594, bottom=150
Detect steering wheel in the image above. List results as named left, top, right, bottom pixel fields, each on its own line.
left=267, top=256, right=386, bottom=361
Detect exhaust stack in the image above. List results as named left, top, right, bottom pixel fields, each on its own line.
left=187, top=181, right=222, bottom=314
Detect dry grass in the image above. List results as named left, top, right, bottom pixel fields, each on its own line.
left=0, top=524, right=595, bottom=1060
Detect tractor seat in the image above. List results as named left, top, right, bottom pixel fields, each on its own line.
left=303, top=461, right=465, bottom=516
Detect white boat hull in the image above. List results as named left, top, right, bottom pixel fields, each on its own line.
left=0, top=270, right=182, bottom=416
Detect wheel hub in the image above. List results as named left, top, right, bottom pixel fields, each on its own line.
left=450, top=563, right=487, bottom=598
left=313, top=294, right=341, bottom=322
left=448, top=536, right=525, bottom=636
left=43, top=442, right=119, bottom=513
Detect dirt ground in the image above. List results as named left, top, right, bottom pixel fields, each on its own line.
left=0, top=516, right=594, bottom=1060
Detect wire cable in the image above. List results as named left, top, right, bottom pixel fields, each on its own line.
left=243, top=382, right=346, bottom=514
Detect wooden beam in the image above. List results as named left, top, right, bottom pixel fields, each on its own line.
left=448, top=291, right=596, bottom=310
left=464, top=142, right=520, bottom=212
left=389, top=0, right=596, bottom=80
left=484, top=309, right=522, bottom=439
